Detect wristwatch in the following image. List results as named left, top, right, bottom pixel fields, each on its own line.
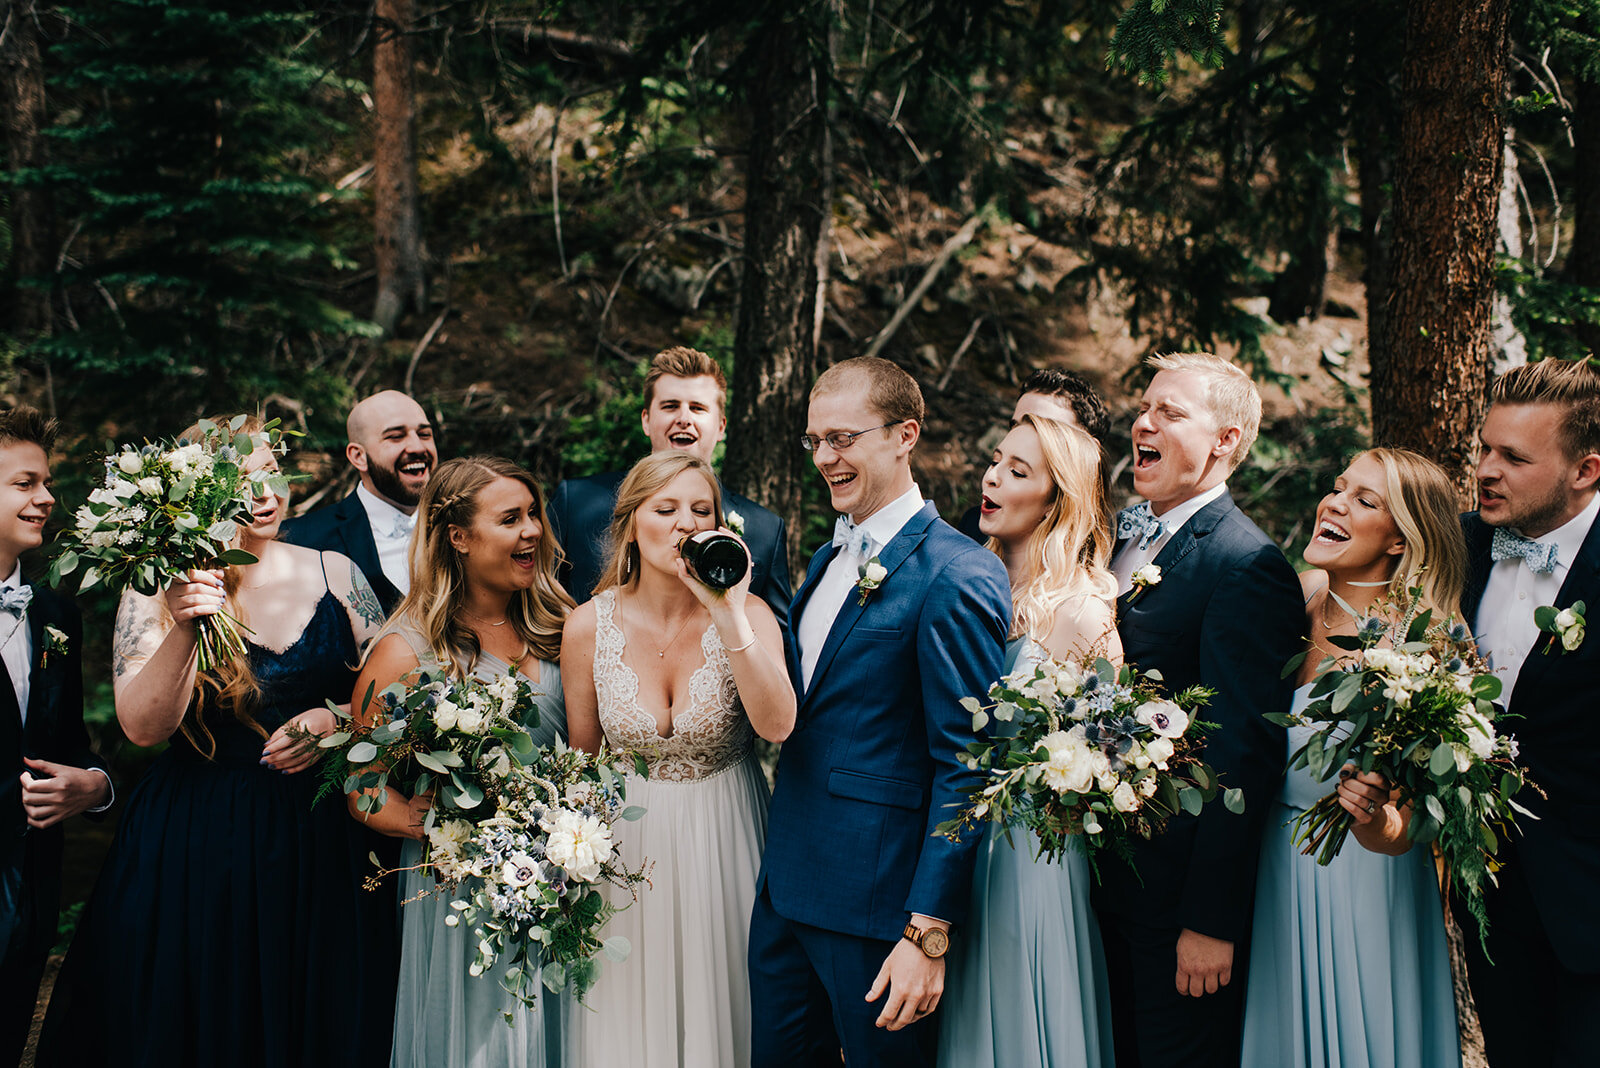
left=902, top=922, right=949, bottom=959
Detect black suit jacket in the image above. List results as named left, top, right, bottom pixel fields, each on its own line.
left=1094, top=491, right=1303, bottom=943
left=0, top=588, right=101, bottom=987
left=1462, top=508, right=1600, bottom=972
left=281, top=490, right=403, bottom=615
left=547, top=469, right=793, bottom=632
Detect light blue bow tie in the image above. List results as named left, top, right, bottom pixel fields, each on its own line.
left=388, top=514, right=416, bottom=541
left=0, top=585, right=33, bottom=616
left=1491, top=527, right=1559, bottom=575
left=832, top=515, right=874, bottom=559
left=1116, top=502, right=1165, bottom=551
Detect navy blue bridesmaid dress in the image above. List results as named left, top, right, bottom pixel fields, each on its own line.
left=38, top=591, right=398, bottom=1067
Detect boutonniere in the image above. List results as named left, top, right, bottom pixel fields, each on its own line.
left=725, top=509, right=746, bottom=537
left=856, top=556, right=887, bottom=606
left=1127, top=564, right=1162, bottom=604
left=42, top=624, right=69, bottom=668
left=1535, top=600, right=1586, bottom=654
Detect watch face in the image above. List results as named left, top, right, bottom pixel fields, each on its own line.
left=921, top=927, right=949, bottom=957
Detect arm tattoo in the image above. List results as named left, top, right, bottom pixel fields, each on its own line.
left=347, top=562, right=386, bottom=628
left=113, top=595, right=156, bottom=678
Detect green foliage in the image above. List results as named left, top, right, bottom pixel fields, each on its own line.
left=1107, top=0, right=1227, bottom=87
left=1500, top=261, right=1600, bottom=362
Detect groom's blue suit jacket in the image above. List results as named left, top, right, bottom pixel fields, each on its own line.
left=1096, top=491, right=1302, bottom=944
left=760, top=503, right=1011, bottom=942
left=1462, top=509, right=1600, bottom=972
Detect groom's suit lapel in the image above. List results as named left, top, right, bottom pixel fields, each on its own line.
left=1115, top=493, right=1233, bottom=616
left=799, top=503, right=937, bottom=716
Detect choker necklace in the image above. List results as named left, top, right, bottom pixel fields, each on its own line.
left=462, top=609, right=508, bottom=628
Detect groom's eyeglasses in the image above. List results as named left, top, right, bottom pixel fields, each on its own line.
left=799, top=422, right=902, bottom=452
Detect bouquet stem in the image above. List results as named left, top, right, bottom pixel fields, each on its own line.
left=195, top=610, right=254, bottom=672
left=1292, top=793, right=1353, bottom=866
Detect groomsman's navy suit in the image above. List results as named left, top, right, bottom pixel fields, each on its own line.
left=749, top=502, right=1010, bottom=1066
left=1458, top=509, right=1600, bottom=1066
left=281, top=490, right=403, bottom=615
left=0, top=588, right=103, bottom=1062
left=1098, top=491, right=1302, bottom=1068
left=548, top=469, right=792, bottom=630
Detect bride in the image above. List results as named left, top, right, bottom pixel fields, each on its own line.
left=561, top=451, right=794, bottom=1067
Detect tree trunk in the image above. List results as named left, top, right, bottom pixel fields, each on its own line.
left=372, top=0, right=425, bottom=336
left=1351, top=0, right=1404, bottom=392
left=1372, top=0, right=1510, bottom=502
left=1, top=0, right=51, bottom=336
left=724, top=10, right=831, bottom=573
left=1571, top=74, right=1600, bottom=355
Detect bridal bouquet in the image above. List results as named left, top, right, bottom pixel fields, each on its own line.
left=1272, top=589, right=1532, bottom=943
left=937, top=655, right=1230, bottom=878
left=317, top=669, right=647, bottom=1010
left=48, top=416, right=291, bottom=670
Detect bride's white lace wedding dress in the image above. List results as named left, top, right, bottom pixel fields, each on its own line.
left=568, top=589, right=769, bottom=1067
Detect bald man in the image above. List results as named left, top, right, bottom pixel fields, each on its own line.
left=282, top=390, right=438, bottom=614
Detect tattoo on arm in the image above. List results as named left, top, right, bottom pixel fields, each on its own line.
left=347, top=562, right=385, bottom=628
left=113, top=595, right=159, bottom=679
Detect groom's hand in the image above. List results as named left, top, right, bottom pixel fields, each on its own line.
left=1175, top=928, right=1233, bottom=996
left=866, top=918, right=949, bottom=1030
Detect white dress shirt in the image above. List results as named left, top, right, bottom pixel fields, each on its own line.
left=0, top=564, right=34, bottom=720
left=797, top=485, right=927, bottom=691
left=1112, top=482, right=1229, bottom=596
left=1476, top=491, right=1600, bottom=701
left=357, top=482, right=415, bottom=596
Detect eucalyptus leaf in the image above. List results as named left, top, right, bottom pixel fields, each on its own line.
left=1178, top=787, right=1203, bottom=816
left=346, top=741, right=379, bottom=764
left=1223, top=787, right=1245, bottom=814
left=1429, top=745, right=1457, bottom=778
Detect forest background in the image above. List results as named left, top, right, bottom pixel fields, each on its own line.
left=0, top=0, right=1593, bottom=1045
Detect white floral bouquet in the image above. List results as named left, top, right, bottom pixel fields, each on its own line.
left=1273, top=589, right=1533, bottom=944
left=937, top=655, right=1227, bottom=879
left=48, top=416, right=291, bottom=669
left=316, top=669, right=647, bottom=1010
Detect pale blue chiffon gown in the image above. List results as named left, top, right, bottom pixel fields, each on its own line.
left=1241, top=684, right=1461, bottom=1068
left=387, top=627, right=569, bottom=1068
left=937, top=637, right=1115, bottom=1068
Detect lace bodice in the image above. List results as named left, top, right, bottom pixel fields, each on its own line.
left=591, top=589, right=753, bottom=782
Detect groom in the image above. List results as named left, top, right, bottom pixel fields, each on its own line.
left=750, top=356, right=1011, bottom=1066
left=1097, top=353, right=1302, bottom=1067
left=1458, top=357, right=1600, bottom=1067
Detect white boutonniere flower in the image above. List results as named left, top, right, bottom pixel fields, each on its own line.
left=1128, top=564, right=1162, bottom=604
left=42, top=624, right=69, bottom=668
left=856, top=556, right=887, bottom=607
left=1535, top=600, right=1586, bottom=655
left=725, top=509, right=746, bottom=537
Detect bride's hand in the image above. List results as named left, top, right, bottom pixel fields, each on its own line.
left=674, top=528, right=753, bottom=618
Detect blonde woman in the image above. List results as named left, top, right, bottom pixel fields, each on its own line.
left=1241, top=447, right=1467, bottom=1068
left=346, top=457, right=574, bottom=1068
left=41, top=418, right=394, bottom=1068
left=562, top=451, right=793, bottom=1068
left=939, top=414, right=1119, bottom=1068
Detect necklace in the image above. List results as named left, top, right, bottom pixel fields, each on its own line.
left=462, top=608, right=508, bottom=628
left=628, top=601, right=697, bottom=658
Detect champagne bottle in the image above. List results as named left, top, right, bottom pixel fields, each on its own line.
left=677, top=531, right=748, bottom=590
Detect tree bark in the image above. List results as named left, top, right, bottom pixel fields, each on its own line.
left=1372, top=0, right=1510, bottom=502
left=372, top=0, right=425, bottom=336
left=724, top=10, right=831, bottom=572
left=1, top=0, right=51, bottom=335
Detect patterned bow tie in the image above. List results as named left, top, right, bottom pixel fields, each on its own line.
left=0, top=585, right=33, bottom=617
left=832, top=515, right=874, bottom=559
left=1490, top=527, right=1559, bottom=575
left=388, top=513, right=416, bottom=541
left=1116, top=502, right=1165, bottom=551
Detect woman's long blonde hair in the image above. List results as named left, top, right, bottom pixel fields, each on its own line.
left=374, top=456, right=573, bottom=678
left=1363, top=447, right=1467, bottom=620
left=997, top=415, right=1118, bottom=643
left=172, top=414, right=269, bottom=759
left=592, top=452, right=723, bottom=597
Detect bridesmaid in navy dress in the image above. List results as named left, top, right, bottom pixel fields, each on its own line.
left=939, top=415, right=1120, bottom=1068
left=39, top=417, right=395, bottom=1068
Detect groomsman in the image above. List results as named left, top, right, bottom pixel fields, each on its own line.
left=1458, top=358, right=1600, bottom=1067
left=750, top=356, right=1011, bottom=1066
left=0, top=407, right=112, bottom=1063
left=547, top=346, right=792, bottom=629
left=959, top=368, right=1110, bottom=541
left=282, top=389, right=436, bottom=615
left=1096, top=353, right=1302, bottom=1067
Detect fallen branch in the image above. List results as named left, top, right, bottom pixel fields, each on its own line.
left=862, top=206, right=990, bottom=361
left=403, top=308, right=450, bottom=395
left=937, top=317, right=985, bottom=392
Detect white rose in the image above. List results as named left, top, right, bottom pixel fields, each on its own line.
left=1411, top=744, right=1433, bottom=767
left=433, top=700, right=460, bottom=731
left=1459, top=710, right=1496, bottom=760
left=1132, top=564, right=1162, bottom=585
left=116, top=451, right=143, bottom=474
left=1564, top=625, right=1585, bottom=652
left=862, top=560, right=888, bottom=585
left=544, top=810, right=615, bottom=882
left=455, top=708, right=486, bottom=734
left=109, top=478, right=139, bottom=499
left=1145, top=736, right=1175, bottom=769
left=1556, top=608, right=1579, bottom=630
left=1137, top=776, right=1158, bottom=798
left=1111, top=781, right=1140, bottom=812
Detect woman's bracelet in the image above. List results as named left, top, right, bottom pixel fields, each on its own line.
left=725, top=633, right=759, bottom=654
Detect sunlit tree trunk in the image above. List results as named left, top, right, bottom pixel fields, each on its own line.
left=372, top=0, right=425, bottom=335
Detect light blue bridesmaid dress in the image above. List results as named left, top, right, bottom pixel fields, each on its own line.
left=387, top=630, right=570, bottom=1068
left=937, top=637, right=1115, bottom=1068
left=1240, top=684, right=1461, bottom=1068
